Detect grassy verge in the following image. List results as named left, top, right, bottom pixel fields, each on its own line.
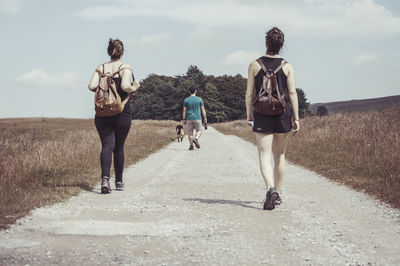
left=0, top=118, right=177, bottom=229
left=212, top=107, right=400, bottom=208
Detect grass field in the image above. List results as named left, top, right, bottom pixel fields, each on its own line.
left=213, top=107, right=400, bottom=209
left=0, top=118, right=177, bottom=229
left=309, top=95, right=400, bottom=114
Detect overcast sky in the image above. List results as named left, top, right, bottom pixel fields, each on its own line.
left=1, top=0, right=399, bottom=118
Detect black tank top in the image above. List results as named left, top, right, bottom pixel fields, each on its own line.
left=254, top=56, right=292, bottom=116
left=112, top=76, right=132, bottom=114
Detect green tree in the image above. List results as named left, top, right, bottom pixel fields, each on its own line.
left=296, top=88, right=310, bottom=118
left=202, top=82, right=228, bottom=123
left=130, top=65, right=248, bottom=123
left=186, top=65, right=205, bottom=91
left=316, top=105, right=328, bottom=116
left=212, top=74, right=247, bottom=121
left=131, top=74, right=176, bottom=120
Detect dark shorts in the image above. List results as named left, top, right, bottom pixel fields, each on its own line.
left=252, top=111, right=292, bottom=134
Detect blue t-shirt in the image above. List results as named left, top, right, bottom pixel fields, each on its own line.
left=183, top=96, right=204, bottom=120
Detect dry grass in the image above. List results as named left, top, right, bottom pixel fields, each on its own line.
left=213, top=107, right=400, bottom=208
left=0, top=118, right=177, bottom=229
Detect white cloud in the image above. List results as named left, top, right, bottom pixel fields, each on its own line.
left=76, top=5, right=137, bottom=20
left=76, top=0, right=400, bottom=38
left=140, top=32, right=169, bottom=45
left=220, top=50, right=260, bottom=67
left=0, top=0, right=20, bottom=13
left=352, top=53, right=378, bottom=65
left=124, top=32, right=170, bottom=52
left=188, top=28, right=223, bottom=45
left=15, top=70, right=82, bottom=89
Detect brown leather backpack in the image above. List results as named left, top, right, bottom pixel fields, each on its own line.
left=94, top=64, right=133, bottom=117
left=253, top=59, right=287, bottom=116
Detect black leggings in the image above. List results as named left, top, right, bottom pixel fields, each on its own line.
left=94, top=112, right=132, bottom=182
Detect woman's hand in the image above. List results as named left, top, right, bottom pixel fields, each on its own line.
left=292, top=120, right=300, bottom=134
left=132, top=80, right=140, bottom=91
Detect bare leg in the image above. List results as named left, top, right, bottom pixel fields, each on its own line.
left=272, top=132, right=290, bottom=193
left=188, top=130, right=194, bottom=146
left=254, top=132, right=274, bottom=190
left=195, top=129, right=202, bottom=139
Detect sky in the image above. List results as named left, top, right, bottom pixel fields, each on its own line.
left=0, top=0, right=399, bottom=118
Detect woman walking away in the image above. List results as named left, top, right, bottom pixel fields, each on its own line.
left=88, top=38, right=140, bottom=193
left=246, top=27, right=299, bottom=210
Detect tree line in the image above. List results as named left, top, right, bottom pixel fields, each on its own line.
left=130, top=65, right=309, bottom=123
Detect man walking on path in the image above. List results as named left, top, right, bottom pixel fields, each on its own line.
left=182, top=87, right=207, bottom=150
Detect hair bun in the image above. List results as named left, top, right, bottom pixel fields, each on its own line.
left=107, top=38, right=124, bottom=59
left=265, top=27, right=285, bottom=54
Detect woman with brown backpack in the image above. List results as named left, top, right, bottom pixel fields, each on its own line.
left=245, top=27, right=300, bottom=210
left=88, top=38, right=140, bottom=193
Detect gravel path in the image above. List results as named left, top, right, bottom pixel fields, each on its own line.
left=1, top=127, right=400, bottom=265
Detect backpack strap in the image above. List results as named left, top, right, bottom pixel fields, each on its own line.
left=255, top=59, right=288, bottom=101
left=95, top=64, right=132, bottom=77
left=95, top=64, right=106, bottom=77
left=273, top=60, right=287, bottom=74
left=115, top=64, right=124, bottom=78
left=256, top=59, right=268, bottom=74
left=112, top=64, right=135, bottom=86
left=257, top=58, right=288, bottom=75
left=111, top=63, right=130, bottom=75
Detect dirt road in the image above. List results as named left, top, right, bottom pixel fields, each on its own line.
left=1, top=127, right=399, bottom=265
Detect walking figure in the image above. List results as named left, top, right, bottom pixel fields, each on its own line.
left=88, top=38, right=140, bottom=193
left=246, top=27, right=300, bottom=210
left=182, top=87, right=207, bottom=150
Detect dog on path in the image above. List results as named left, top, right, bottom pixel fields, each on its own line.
left=176, top=123, right=185, bottom=142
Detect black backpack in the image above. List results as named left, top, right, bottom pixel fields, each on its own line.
left=253, top=59, right=287, bottom=115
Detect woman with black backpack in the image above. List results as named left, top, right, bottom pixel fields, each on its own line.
left=88, top=38, right=140, bottom=193
left=245, top=27, right=300, bottom=210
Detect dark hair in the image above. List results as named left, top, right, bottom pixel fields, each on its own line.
left=265, top=27, right=284, bottom=54
left=189, top=87, right=197, bottom=94
left=107, top=38, right=124, bottom=59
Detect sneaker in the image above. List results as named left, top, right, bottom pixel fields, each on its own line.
left=274, top=195, right=282, bottom=205
left=193, top=138, right=200, bottom=149
left=115, top=181, right=124, bottom=191
left=189, top=145, right=194, bottom=150
left=263, top=187, right=279, bottom=210
left=101, top=176, right=111, bottom=194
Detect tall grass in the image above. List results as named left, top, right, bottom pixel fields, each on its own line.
left=0, top=118, right=177, bottom=229
left=213, top=107, right=400, bottom=208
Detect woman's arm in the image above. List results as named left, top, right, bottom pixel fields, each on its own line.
left=120, top=64, right=140, bottom=93
left=245, top=61, right=257, bottom=121
left=88, top=65, right=102, bottom=91
left=285, top=63, right=300, bottom=132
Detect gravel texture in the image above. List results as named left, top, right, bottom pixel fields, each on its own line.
left=1, top=127, right=399, bottom=265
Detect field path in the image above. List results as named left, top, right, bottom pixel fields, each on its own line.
left=1, top=127, right=400, bottom=265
